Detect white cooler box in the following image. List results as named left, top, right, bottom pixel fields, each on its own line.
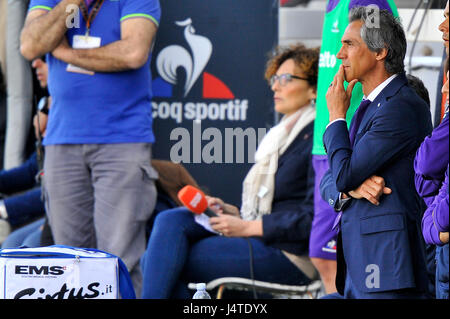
left=0, top=246, right=135, bottom=299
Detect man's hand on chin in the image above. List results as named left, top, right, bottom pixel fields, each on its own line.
left=326, top=64, right=358, bottom=122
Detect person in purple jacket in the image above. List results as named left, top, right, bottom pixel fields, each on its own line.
left=414, top=7, right=449, bottom=296
left=416, top=62, right=449, bottom=299
left=422, top=166, right=449, bottom=246
left=421, top=165, right=449, bottom=299
left=414, top=68, right=449, bottom=208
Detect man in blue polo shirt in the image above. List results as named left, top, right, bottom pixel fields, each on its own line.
left=20, top=0, right=161, bottom=297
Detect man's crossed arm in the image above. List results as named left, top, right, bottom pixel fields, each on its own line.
left=20, top=1, right=158, bottom=72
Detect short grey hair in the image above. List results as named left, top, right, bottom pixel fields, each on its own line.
left=349, top=6, right=406, bottom=74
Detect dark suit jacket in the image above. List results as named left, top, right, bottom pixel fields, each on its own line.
left=261, top=121, right=315, bottom=257
left=320, top=73, right=432, bottom=294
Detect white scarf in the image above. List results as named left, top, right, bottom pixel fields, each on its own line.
left=240, top=103, right=316, bottom=221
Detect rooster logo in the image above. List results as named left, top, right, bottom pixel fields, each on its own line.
left=156, top=18, right=213, bottom=97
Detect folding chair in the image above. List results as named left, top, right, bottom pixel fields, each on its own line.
left=189, top=278, right=324, bottom=299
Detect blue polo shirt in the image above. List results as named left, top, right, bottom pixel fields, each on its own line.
left=28, top=0, right=161, bottom=145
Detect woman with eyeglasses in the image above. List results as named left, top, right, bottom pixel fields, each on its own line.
left=141, top=44, right=319, bottom=299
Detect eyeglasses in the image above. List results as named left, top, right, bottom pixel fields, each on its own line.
left=270, top=73, right=309, bottom=87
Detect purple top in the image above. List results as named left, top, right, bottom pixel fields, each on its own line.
left=326, top=0, right=393, bottom=13
left=422, top=166, right=449, bottom=245
left=414, top=115, right=449, bottom=205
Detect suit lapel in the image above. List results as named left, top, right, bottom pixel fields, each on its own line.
left=355, top=73, right=408, bottom=139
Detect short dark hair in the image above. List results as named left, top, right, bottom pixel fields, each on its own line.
left=349, top=6, right=407, bottom=74
left=406, top=74, right=430, bottom=107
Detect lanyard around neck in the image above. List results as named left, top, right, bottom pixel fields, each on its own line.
left=79, top=0, right=105, bottom=36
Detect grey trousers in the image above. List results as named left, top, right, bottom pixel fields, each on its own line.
left=43, top=143, right=158, bottom=298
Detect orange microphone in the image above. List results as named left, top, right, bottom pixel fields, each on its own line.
left=177, top=185, right=218, bottom=217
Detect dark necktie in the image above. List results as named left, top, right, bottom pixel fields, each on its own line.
left=348, top=99, right=371, bottom=145
left=85, top=0, right=95, bottom=8
left=332, top=99, right=372, bottom=233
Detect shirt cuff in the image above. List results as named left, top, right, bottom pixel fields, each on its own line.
left=335, top=192, right=352, bottom=212
left=326, top=118, right=346, bottom=130
left=29, top=5, right=53, bottom=11
left=120, top=14, right=159, bottom=27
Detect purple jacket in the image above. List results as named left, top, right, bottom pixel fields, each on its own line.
left=422, top=166, right=449, bottom=245
left=326, top=0, right=393, bottom=13
left=414, top=115, right=449, bottom=206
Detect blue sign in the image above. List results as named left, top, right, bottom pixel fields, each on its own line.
left=151, top=0, right=278, bottom=206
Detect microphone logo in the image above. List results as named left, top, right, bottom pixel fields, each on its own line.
left=189, top=192, right=202, bottom=209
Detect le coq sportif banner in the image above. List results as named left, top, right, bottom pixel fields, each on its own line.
left=151, top=0, right=278, bottom=205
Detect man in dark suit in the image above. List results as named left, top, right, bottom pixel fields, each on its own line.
left=320, top=7, right=432, bottom=298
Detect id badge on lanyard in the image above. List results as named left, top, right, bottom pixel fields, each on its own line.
left=66, top=35, right=101, bottom=75
left=66, top=0, right=105, bottom=75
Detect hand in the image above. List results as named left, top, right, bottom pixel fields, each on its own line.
left=439, top=232, right=449, bottom=244
left=326, top=64, right=358, bottom=122
left=51, top=36, right=72, bottom=62
left=348, top=175, right=392, bottom=205
left=209, top=214, right=262, bottom=237
left=33, top=112, right=48, bottom=139
left=206, top=196, right=240, bottom=217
